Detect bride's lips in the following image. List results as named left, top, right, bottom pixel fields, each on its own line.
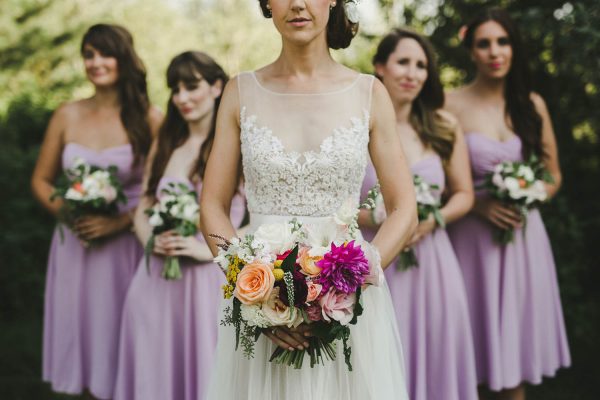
left=288, top=17, right=311, bottom=27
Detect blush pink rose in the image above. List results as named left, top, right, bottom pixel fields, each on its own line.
left=319, top=289, right=356, bottom=326
left=306, top=282, right=323, bottom=302
left=298, top=246, right=322, bottom=276
left=234, top=261, right=275, bottom=305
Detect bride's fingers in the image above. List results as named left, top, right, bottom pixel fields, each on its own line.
left=263, top=330, right=296, bottom=351
left=269, top=328, right=306, bottom=350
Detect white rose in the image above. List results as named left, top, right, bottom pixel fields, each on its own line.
left=182, top=203, right=199, bottom=223
left=492, top=172, right=506, bottom=190
left=503, top=177, right=520, bottom=194
left=65, top=188, right=83, bottom=201
left=333, top=197, right=358, bottom=226
left=261, top=288, right=304, bottom=328
left=102, top=186, right=117, bottom=202
left=148, top=212, right=163, bottom=227
left=169, top=204, right=182, bottom=218
left=304, top=221, right=344, bottom=257
left=253, top=222, right=297, bottom=254
left=517, top=165, right=535, bottom=182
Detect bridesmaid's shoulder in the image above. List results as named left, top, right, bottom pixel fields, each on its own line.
left=147, top=105, right=164, bottom=138
left=530, top=91, right=550, bottom=115
left=51, top=99, right=89, bottom=124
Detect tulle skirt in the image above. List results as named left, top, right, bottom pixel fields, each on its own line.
left=206, top=214, right=409, bottom=400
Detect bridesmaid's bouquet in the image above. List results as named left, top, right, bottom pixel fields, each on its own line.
left=52, top=157, right=126, bottom=241
left=144, top=182, right=199, bottom=280
left=482, top=156, right=552, bottom=244
left=211, top=199, right=382, bottom=371
left=397, top=174, right=444, bottom=270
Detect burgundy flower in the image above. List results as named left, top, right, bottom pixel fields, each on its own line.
left=275, top=269, right=308, bottom=307
left=317, top=241, right=369, bottom=294
left=306, top=303, right=323, bottom=322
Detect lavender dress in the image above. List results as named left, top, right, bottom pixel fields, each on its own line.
left=43, top=143, right=144, bottom=399
left=113, top=177, right=245, bottom=400
left=361, top=156, right=478, bottom=400
left=448, top=134, right=571, bottom=391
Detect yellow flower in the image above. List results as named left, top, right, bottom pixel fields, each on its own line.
left=222, top=284, right=234, bottom=299
left=273, top=268, right=285, bottom=281
left=274, top=259, right=283, bottom=268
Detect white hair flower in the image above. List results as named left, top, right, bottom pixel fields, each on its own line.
left=344, top=0, right=360, bottom=24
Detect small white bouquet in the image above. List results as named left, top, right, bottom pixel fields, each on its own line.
left=144, top=182, right=199, bottom=280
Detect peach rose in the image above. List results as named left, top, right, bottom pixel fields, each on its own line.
left=234, top=261, right=275, bottom=305
left=298, top=246, right=322, bottom=276
left=306, top=282, right=323, bottom=302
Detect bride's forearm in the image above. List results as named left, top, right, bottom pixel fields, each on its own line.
left=200, top=202, right=237, bottom=256
left=370, top=206, right=417, bottom=269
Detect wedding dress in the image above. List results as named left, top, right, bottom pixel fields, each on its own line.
left=206, top=71, right=409, bottom=400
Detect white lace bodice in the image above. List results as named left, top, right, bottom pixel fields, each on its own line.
left=238, top=72, right=374, bottom=217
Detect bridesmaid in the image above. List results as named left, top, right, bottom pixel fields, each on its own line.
left=359, top=28, right=478, bottom=400
left=31, top=24, right=162, bottom=399
left=113, top=51, right=245, bottom=400
left=446, top=8, right=571, bottom=400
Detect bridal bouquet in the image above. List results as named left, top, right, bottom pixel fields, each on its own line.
left=145, top=182, right=199, bottom=280
left=397, top=174, right=445, bottom=270
left=482, top=156, right=552, bottom=244
left=212, top=199, right=382, bottom=371
left=52, top=157, right=126, bottom=242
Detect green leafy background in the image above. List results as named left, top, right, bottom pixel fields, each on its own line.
left=1, top=0, right=598, bottom=398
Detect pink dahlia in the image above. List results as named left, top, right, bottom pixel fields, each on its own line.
left=316, top=241, right=369, bottom=294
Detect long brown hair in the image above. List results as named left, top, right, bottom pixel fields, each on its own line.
left=373, top=28, right=455, bottom=162
left=146, top=51, right=228, bottom=197
left=81, top=24, right=152, bottom=163
left=463, top=8, right=543, bottom=158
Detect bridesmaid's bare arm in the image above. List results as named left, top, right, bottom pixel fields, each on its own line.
left=369, top=79, right=418, bottom=268
left=30, top=104, right=70, bottom=216
left=531, top=93, right=562, bottom=198
left=200, top=77, right=242, bottom=255
left=438, top=111, right=474, bottom=224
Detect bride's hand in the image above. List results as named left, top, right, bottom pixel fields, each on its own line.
left=263, top=324, right=312, bottom=351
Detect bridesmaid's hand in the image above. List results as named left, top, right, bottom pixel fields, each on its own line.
left=405, top=215, right=436, bottom=248
left=74, top=214, right=127, bottom=241
left=158, top=232, right=213, bottom=262
left=263, top=324, right=312, bottom=351
left=473, top=198, right=523, bottom=230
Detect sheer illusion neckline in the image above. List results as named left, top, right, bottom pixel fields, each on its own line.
left=240, top=107, right=369, bottom=161
left=250, top=71, right=363, bottom=96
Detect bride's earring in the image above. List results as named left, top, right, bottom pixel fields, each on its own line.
left=330, top=2, right=336, bottom=10
left=266, top=2, right=272, bottom=17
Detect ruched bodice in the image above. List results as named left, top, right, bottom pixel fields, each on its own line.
left=466, top=134, right=522, bottom=188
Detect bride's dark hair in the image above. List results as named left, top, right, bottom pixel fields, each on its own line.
left=463, top=8, right=543, bottom=158
left=373, top=28, right=455, bottom=162
left=81, top=24, right=152, bottom=164
left=146, top=51, right=228, bottom=197
left=257, top=0, right=358, bottom=49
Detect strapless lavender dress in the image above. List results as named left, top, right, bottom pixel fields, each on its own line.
left=448, top=134, right=571, bottom=390
left=43, top=143, right=144, bottom=399
left=113, top=177, right=245, bottom=400
left=360, top=156, right=478, bottom=400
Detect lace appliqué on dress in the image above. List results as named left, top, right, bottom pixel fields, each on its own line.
left=240, top=107, right=370, bottom=217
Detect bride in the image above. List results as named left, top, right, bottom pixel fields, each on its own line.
left=200, top=1, right=416, bottom=399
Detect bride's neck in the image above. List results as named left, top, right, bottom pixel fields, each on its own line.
left=274, top=37, right=337, bottom=78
